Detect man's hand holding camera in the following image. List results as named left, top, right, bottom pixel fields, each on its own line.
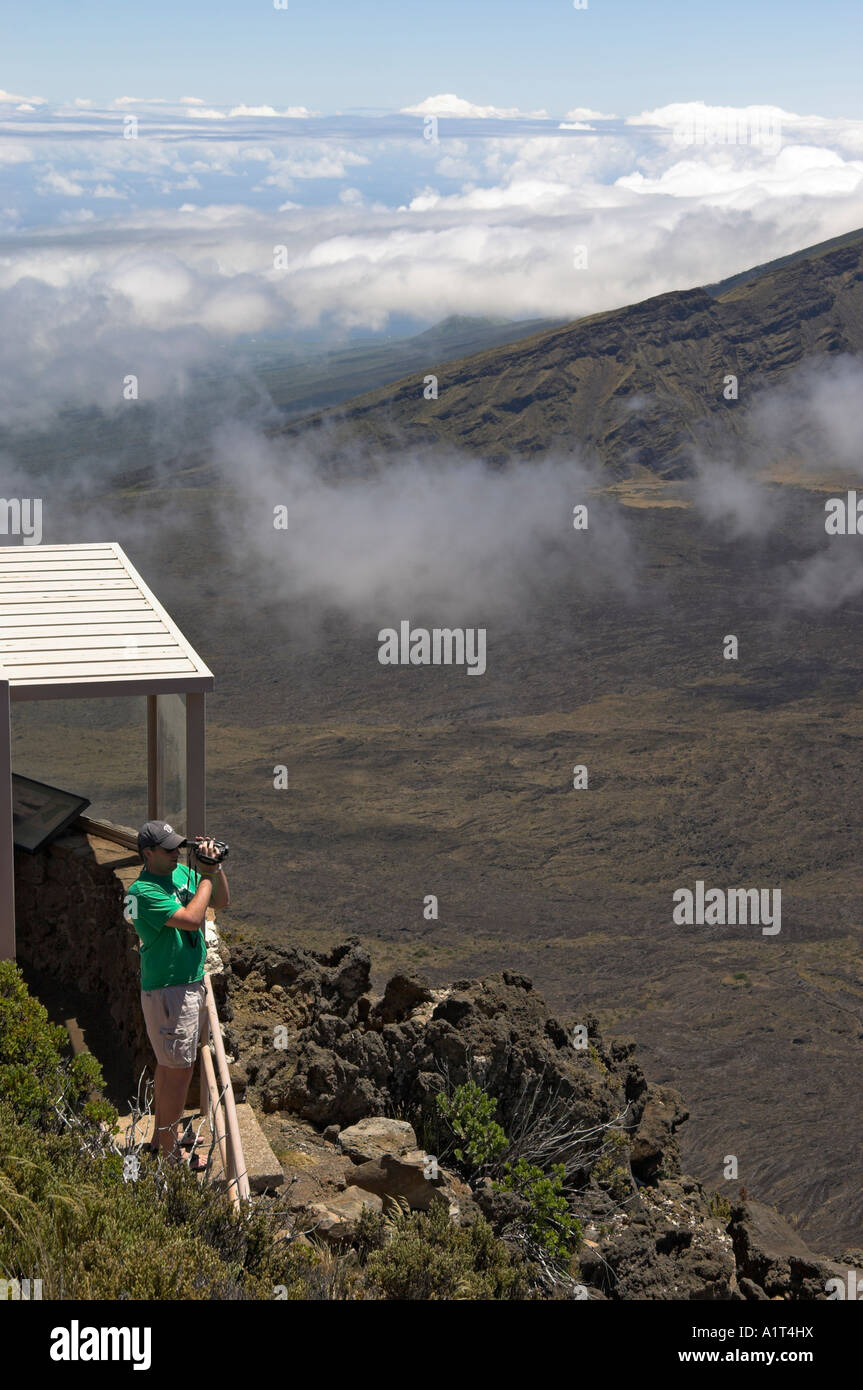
left=186, top=836, right=230, bottom=911
left=189, top=837, right=225, bottom=873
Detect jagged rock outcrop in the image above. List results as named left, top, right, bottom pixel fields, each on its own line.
left=728, top=1199, right=848, bottom=1300
left=217, top=937, right=847, bottom=1299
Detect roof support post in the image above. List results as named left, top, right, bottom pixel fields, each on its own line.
left=0, top=679, right=15, bottom=960
left=185, top=691, right=206, bottom=838
left=146, top=694, right=158, bottom=820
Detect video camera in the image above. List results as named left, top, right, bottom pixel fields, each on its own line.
left=184, top=835, right=230, bottom=866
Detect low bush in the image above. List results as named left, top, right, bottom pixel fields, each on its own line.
left=358, top=1198, right=530, bottom=1300
left=0, top=961, right=112, bottom=1133
left=435, top=1080, right=508, bottom=1171
left=493, top=1157, right=582, bottom=1259
left=0, top=1101, right=317, bottom=1299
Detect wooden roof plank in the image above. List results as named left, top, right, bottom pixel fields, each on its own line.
left=0, top=601, right=151, bottom=615
left=0, top=551, right=122, bottom=557
left=0, top=543, right=117, bottom=554
left=0, top=658, right=197, bottom=679
left=0, top=582, right=138, bottom=594
left=0, top=612, right=166, bottom=629
left=0, top=567, right=127, bottom=580
left=0, top=633, right=174, bottom=651
left=0, top=556, right=125, bottom=565
left=0, top=646, right=187, bottom=663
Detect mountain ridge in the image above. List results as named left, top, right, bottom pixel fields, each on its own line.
left=277, top=227, right=863, bottom=476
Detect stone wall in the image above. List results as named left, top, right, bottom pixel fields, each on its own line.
left=14, top=828, right=153, bottom=1087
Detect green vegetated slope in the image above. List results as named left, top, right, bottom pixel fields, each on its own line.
left=251, top=314, right=566, bottom=416
left=276, top=228, right=863, bottom=475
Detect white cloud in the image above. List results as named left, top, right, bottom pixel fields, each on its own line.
left=0, top=87, right=44, bottom=106
left=197, top=285, right=274, bottom=333
left=401, top=93, right=548, bottom=119
left=106, top=253, right=196, bottom=321
left=626, top=100, right=786, bottom=131
left=0, top=140, right=33, bottom=165
left=57, top=208, right=95, bottom=224
left=259, top=147, right=369, bottom=185
left=405, top=177, right=574, bottom=211
left=113, top=96, right=172, bottom=106
left=564, top=106, right=616, bottom=121
left=615, top=144, right=863, bottom=207
left=182, top=103, right=313, bottom=121
left=228, top=104, right=312, bottom=118
left=160, top=175, right=201, bottom=192
left=36, top=169, right=85, bottom=196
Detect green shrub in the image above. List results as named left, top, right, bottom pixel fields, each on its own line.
left=708, top=1190, right=732, bottom=1221
left=353, top=1203, right=389, bottom=1261
left=435, top=1081, right=508, bottom=1171
left=361, top=1197, right=529, bottom=1300
left=591, top=1130, right=633, bottom=1201
left=0, top=1100, right=315, bottom=1299
left=0, top=962, right=114, bottom=1134
left=493, top=1158, right=581, bottom=1259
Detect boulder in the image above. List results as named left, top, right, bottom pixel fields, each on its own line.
left=370, top=974, right=434, bottom=1025
left=349, top=1151, right=444, bottom=1211
left=629, top=1083, right=688, bottom=1183
left=739, top=1276, right=769, bottom=1300
left=729, top=1200, right=847, bottom=1299
left=337, top=1117, right=418, bottom=1163
left=305, top=1186, right=384, bottom=1245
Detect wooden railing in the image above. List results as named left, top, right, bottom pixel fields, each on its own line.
left=200, top=975, right=250, bottom=1206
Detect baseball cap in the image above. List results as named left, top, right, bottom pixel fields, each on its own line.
left=137, top=820, right=186, bottom=854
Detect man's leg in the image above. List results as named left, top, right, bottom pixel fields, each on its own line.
left=153, top=1063, right=195, bottom=1156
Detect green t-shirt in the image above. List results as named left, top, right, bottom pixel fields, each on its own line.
left=125, top=866, right=207, bottom=991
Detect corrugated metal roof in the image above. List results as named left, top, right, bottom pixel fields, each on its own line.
left=0, top=542, right=214, bottom=699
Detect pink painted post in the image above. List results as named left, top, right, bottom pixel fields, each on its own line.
left=0, top=678, right=14, bottom=960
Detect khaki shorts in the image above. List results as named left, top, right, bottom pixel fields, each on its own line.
left=141, top=980, right=206, bottom=1069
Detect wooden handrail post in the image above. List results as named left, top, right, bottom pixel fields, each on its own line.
left=204, top=974, right=250, bottom=1201
left=200, top=1043, right=236, bottom=1205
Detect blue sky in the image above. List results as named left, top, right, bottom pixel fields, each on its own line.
left=2, top=0, right=863, bottom=118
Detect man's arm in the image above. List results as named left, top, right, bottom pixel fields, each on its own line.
left=189, top=838, right=230, bottom=912
left=209, top=864, right=230, bottom=911
left=166, top=870, right=216, bottom=931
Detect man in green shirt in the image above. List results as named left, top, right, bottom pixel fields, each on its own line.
left=124, top=820, right=230, bottom=1161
